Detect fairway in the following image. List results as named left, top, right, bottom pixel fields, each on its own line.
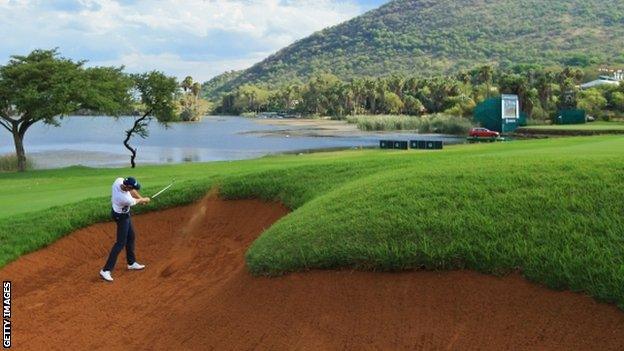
left=523, top=121, right=624, bottom=131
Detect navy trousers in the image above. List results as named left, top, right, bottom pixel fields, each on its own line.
left=103, top=209, right=137, bottom=271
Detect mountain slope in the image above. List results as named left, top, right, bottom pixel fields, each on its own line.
left=204, top=0, right=624, bottom=97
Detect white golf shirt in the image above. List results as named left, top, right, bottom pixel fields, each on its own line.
left=112, top=178, right=137, bottom=214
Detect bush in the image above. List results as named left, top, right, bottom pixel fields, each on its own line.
left=0, top=154, right=34, bottom=172
left=346, top=114, right=473, bottom=134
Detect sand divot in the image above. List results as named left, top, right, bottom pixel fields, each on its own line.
left=160, top=189, right=216, bottom=277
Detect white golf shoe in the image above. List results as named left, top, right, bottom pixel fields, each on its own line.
left=99, top=270, right=113, bottom=282
left=127, top=262, right=146, bottom=270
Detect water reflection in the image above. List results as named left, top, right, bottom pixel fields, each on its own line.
left=0, top=116, right=463, bottom=169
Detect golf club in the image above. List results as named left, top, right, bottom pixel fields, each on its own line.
left=152, top=178, right=176, bottom=199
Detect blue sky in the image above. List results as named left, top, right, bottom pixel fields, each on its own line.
left=0, top=0, right=387, bottom=81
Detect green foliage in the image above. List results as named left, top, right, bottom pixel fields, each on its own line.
left=611, top=91, right=624, bottom=111
left=578, top=89, right=608, bottom=116
left=403, top=95, right=425, bottom=115
left=132, top=71, right=178, bottom=122
left=81, top=66, right=134, bottom=115
left=0, top=49, right=134, bottom=171
left=0, top=154, right=33, bottom=172
left=177, top=76, right=211, bottom=121
left=203, top=0, right=624, bottom=98
left=123, top=71, right=179, bottom=168
left=346, top=114, right=472, bottom=134
left=382, top=92, right=403, bottom=114
left=217, top=66, right=595, bottom=123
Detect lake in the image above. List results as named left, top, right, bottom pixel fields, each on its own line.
left=0, top=116, right=464, bottom=169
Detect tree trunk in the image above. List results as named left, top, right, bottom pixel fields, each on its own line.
left=12, top=130, right=27, bottom=172
left=123, top=129, right=138, bottom=169
left=123, top=111, right=151, bottom=168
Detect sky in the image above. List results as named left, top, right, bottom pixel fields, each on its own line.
left=0, top=0, right=386, bottom=82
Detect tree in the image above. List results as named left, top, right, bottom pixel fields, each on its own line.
left=476, top=65, right=494, bottom=98
left=382, top=92, right=404, bottom=114
left=387, top=74, right=405, bottom=98
left=191, top=82, right=201, bottom=97
left=234, top=84, right=270, bottom=113
left=363, top=78, right=377, bottom=114
left=403, top=95, right=425, bottom=115
left=0, top=49, right=132, bottom=172
left=124, top=71, right=178, bottom=168
left=300, top=73, right=342, bottom=116
left=556, top=77, right=580, bottom=110
left=611, top=91, right=624, bottom=112
left=577, top=89, right=607, bottom=117
left=349, top=78, right=366, bottom=115
left=181, top=76, right=193, bottom=92
left=498, top=73, right=532, bottom=115
left=178, top=77, right=209, bottom=121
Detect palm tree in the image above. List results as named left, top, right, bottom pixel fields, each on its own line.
left=387, top=74, right=405, bottom=99
left=363, top=78, right=377, bottom=114
left=477, top=65, right=494, bottom=98
left=181, top=76, right=193, bottom=92
left=349, top=78, right=366, bottom=115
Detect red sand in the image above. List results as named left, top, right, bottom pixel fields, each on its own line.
left=2, top=196, right=624, bottom=350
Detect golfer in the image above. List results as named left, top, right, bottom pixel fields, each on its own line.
left=99, top=177, right=150, bottom=282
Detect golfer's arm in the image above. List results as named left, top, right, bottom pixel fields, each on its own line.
left=130, top=190, right=150, bottom=204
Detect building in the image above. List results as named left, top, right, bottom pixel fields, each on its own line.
left=580, top=69, right=623, bottom=89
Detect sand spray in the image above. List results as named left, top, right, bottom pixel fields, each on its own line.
left=159, top=188, right=218, bottom=277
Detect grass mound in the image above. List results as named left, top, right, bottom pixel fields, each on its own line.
left=235, top=137, right=624, bottom=307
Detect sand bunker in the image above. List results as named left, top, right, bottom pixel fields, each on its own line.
left=1, top=196, right=623, bottom=350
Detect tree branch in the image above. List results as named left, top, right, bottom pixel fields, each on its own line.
left=17, top=117, right=37, bottom=137
left=0, top=118, right=12, bottom=133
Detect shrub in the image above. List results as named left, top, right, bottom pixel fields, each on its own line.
left=0, top=154, right=34, bottom=172
left=346, top=114, right=472, bottom=134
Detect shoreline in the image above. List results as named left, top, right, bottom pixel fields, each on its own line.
left=249, top=117, right=463, bottom=139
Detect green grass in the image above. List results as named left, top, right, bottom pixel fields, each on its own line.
left=1, top=136, right=624, bottom=309
left=346, top=114, right=472, bottom=134
left=523, top=121, right=624, bottom=131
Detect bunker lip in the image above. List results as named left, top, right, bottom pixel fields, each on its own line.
left=2, top=196, right=624, bottom=350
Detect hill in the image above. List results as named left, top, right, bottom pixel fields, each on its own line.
left=204, top=0, right=624, bottom=97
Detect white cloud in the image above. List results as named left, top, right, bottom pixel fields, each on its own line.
left=92, top=51, right=270, bottom=81
left=0, top=0, right=369, bottom=81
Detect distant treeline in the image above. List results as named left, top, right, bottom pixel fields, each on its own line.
left=215, top=66, right=624, bottom=121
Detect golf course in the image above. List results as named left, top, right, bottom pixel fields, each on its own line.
left=1, top=135, right=624, bottom=349
left=5, top=0, right=624, bottom=348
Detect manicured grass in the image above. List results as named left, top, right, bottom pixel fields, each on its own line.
left=234, top=136, right=624, bottom=308
left=523, top=121, right=624, bottom=131
left=0, top=152, right=374, bottom=218
left=1, top=136, right=623, bottom=309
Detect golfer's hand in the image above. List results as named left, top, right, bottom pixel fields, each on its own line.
left=141, top=197, right=151, bottom=204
